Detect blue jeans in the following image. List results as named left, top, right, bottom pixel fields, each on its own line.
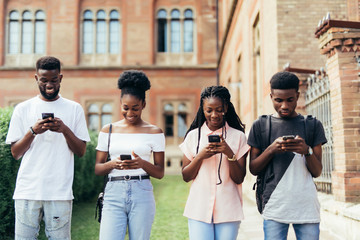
left=188, top=218, right=240, bottom=240
left=99, top=179, right=155, bottom=240
left=15, top=199, right=72, bottom=240
left=263, top=219, right=320, bottom=240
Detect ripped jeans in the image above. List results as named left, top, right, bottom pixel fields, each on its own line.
left=15, top=199, right=72, bottom=240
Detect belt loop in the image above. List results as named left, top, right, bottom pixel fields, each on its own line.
left=139, top=175, right=142, bottom=181
left=108, top=176, right=112, bottom=182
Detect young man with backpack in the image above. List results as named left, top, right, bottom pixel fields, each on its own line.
left=247, top=71, right=327, bottom=240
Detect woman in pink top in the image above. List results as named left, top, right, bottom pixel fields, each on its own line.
left=180, top=86, right=250, bottom=240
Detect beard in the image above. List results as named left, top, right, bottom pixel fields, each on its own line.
left=39, top=87, right=60, bottom=100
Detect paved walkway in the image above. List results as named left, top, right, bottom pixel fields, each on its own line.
left=237, top=186, right=341, bottom=239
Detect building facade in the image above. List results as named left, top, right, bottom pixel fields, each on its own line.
left=0, top=0, right=218, bottom=174
left=217, top=0, right=360, bottom=239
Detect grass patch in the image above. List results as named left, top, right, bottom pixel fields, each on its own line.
left=150, top=175, right=190, bottom=240
left=38, top=175, right=190, bottom=240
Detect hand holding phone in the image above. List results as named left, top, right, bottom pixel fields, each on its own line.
left=282, top=135, right=295, bottom=140
left=208, top=135, right=220, bottom=143
left=42, top=113, right=54, bottom=122
left=120, top=154, right=132, bottom=160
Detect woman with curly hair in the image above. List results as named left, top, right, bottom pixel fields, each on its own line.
left=95, top=70, right=165, bottom=240
left=180, top=86, right=249, bottom=240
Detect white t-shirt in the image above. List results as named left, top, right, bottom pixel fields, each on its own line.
left=6, top=95, right=90, bottom=200
left=96, top=131, right=165, bottom=177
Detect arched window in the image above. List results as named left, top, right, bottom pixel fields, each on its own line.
left=177, top=103, right=187, bottom=137
left=157, top=9, right=167, bottom=52
left=109, top=10, right=120, bottom=54
left=156, top=8, right=195, bottom=53
left=164, top=103, right=174, bottom=136
left=170, top=9, right=180, bottom=53
left=82, top=9, right=121, bottom=54
left=83, top=10, right=93, bottom=54
left=163, top=101, right=189, bottom=138
left=88, top=104, right=100, bottom=131
left=21, top=11, right=32, bottom=53
left=8, top=11, right=19, bottom=54
left=96, top=10, right=106, bottom=53
left=87, top=102, right=113, bottom=131
left=35, top=11, right=45, bottom=53
left=101, top=103, right=113, bottom=127
left=183, top=9, right=193, bottom=52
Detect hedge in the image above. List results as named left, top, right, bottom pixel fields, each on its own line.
left=0, top=107, right=102, bottom=238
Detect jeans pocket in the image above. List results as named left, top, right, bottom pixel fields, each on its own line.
left=135, top=180, right=153, bottom=191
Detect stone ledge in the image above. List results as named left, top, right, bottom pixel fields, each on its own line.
left=318, top=192, right=360, bottom=221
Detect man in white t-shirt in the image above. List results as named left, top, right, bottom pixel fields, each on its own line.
left=6, top=56, right=90, bottom=240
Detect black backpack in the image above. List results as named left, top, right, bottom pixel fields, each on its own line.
left=253, top=115, right=315, bottom=214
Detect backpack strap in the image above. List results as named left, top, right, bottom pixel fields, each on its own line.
left=304, top=115, right=315, bottom=147
left=259, top=115, right=271, bottom=152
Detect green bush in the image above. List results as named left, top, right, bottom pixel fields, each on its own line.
left=73, top=130, right=103, bottom=202
left=0, top=107, right=101, bottom=238
left=0, top=107, right=19, bottom=239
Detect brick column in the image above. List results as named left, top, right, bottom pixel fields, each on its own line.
left=316, top=20, right=360, bottom=202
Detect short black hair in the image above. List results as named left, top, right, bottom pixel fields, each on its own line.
left=117, top=70, right=151, bottom=101
left=270, top=71, right=299, bottom=91
left=36, top=56, right=61, bottom=72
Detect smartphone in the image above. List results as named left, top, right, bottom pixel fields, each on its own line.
left=120, top=154, right=132, bottom=160
left=208, top=134, right=220, bottom=143
left=42, top=113, right=54, bottom=122
left=282, top=135, right=295, bottom=140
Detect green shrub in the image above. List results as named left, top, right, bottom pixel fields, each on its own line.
left=0, top=107, right=19, bottom=239
left=0, top=107, right=101, bottom=238
left=73, top=130, right=103, bottom=202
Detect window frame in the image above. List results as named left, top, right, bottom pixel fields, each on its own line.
left=156, top=7, right=195, bottom=53
left=7, top=9, right=46, bottom=55
left=81, top=8, right=121, bottom=55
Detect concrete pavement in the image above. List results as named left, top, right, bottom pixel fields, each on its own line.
left=237, top=183, right=342, bottom=240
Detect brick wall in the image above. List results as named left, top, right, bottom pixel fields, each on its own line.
left=317, top=22, right=360, bottom=202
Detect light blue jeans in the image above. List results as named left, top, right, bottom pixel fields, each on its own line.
left=14, top=199, right=72, bottom=240
left=99, top=179, right=155, bottom=240
left=264, top=219, right=320, bottom=240
left=188, top=218, right=240, bottom=240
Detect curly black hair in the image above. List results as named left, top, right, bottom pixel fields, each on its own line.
left=185, top=85, right=245, bottom=153
left=117, top=70, right=151, bottom=101
left=36, top=56, right=61, bottom=72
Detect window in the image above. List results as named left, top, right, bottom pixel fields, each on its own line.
left=156, top=8, right=194, bottom=53
left=157, top=10, right=167, bottom=52
left=87, top=103, right=113, bottom=131
left=163, top=101, right=189, bottom=138
left=164, top=103, right=174, bottom=136
left=7, top=10, right=46, bottom=54
left=183, top=9, right=193, bottom=52
left=252, top=15, right=261, bottom=120
left=82, top=9, right=120, bottom=54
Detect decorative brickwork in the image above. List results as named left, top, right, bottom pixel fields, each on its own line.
left=317, top=19, right=360, bottom=202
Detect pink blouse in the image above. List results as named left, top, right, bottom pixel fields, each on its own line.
left=179, top=123, right=250, bottom=223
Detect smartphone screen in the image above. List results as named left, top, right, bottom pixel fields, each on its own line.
left=42, top=113, right=54, bottom=122
left=120, top=154, right=132, bottom=160
left=282, top=135, right=295, bottom=140
left=208, top=135, right=220, bottom=143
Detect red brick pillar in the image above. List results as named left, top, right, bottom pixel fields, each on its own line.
left=316, top=20, right=360, bottom=202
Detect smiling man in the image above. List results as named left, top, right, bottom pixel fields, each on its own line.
left=247, top=71, right=327, bottom=240
left=6, top=56, right=90, bottom=240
